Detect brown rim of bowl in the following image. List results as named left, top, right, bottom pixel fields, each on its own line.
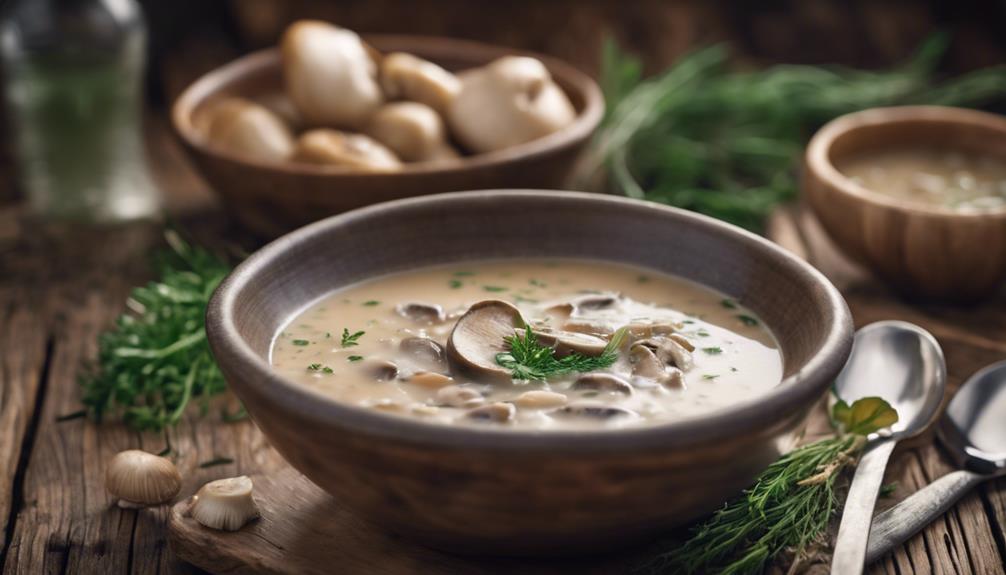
left=806, top=105, right=1006, bottom=218
left=171, top=35, right=605, bottom=176
left=207, top=190, right=852, bottom=453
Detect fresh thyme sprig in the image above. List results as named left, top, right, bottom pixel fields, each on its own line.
left=583, top=34, right=1006, bottom=232
left=79, top=231, right=232, bottom=432
left=495, top=326, right=627, bottom=381
left=638, top=396, right=898, bottom=574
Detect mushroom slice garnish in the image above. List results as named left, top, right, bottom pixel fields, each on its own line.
left=629, top=343, right=666, bottom=380
left=528, top=328, right=607, bottom=357
left=465, top=402, right=516, bottom=423
left=399, top=336, right=447, bottom=370
left=396, top=302, right=446, bottom=324
left=551, top=403, right=636, bottom=420
left=446, top=300, right=525, bottom=382
left=361, top=359, right=399, bottom=381
left=638, top=336, right=694, bottom=371
left=571, top=373, right=634, bottom=396
left=436, top=385, right=485, bottom=408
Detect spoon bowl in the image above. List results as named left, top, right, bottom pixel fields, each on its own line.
left=940, top=360, right=1006, bottom=473
left=833, top=320, right=946, bottom=438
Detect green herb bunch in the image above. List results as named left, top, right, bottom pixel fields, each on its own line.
left=79, top=231, right=232, bottom=432
left=638, top=396, right=898, bottom=575
left=495, top=326, right=627, bottom=381
left=581, top=34, right=1006, bottom=231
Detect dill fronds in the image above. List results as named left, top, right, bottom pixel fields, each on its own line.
left=495, top=326, right=626, bottom=381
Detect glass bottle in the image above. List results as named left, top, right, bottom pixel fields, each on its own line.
left=0, top=0, right=160, bottom=223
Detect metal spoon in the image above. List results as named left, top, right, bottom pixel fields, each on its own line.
left=866, top=360, right=1006, bottom=564
left=831, top=321, right=947, bottom=575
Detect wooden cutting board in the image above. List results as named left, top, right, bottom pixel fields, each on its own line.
left=167, top=205, right=1006, bottom=574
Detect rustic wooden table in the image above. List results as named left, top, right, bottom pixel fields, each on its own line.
left=1, top=122, right=1004, bottom=574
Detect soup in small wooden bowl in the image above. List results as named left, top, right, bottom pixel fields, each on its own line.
left=206, top=191, right=852, bottom=554
left=804, top=106, right=1006, bottom=302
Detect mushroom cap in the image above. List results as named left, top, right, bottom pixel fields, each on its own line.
left=447, top=55, right=576, bottom=154
left=365, top=102, right=458, bottom=162
left=254, top=92, right=303, bottom=132
left=399, top=336, right=447, bottom=372
left=571, top=373, right=634, bottom=395
left=204, top=97, right=295, bottom=162
left=281, top=20, right=383, bottom=128
left=292, top=129, right=402, bottom=171
left=466, top=402, right=516, bottom=423
left=446, top=300, right=526, bottom=382
left=396, top=302, right=446, bottom=324
left=380, top=52, right=461, bottom=115
left=190, top=476, right=260, bottom=532
left=106, top=450, right=182, bottom=506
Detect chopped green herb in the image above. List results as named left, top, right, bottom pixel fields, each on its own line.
left=198, top=456, right=234, bottom=469
left=738, top=314, right=759, bottom=326
left=292, top=339, right=310, bottom=346
left=880, top=482, right=898, bottom=499
left=325, top=332, right=332, bottom=338
left=448, top=279, right=463, bottom=289
left=347, top=355, right=364, bottom=362
left=307, top=363, right=322, bottom=371
left=637, top=275, right=651, bottom=283
left=721, top=299, right=737, bottom=309
left=495, top=326, right=626, bottom=381
left=682, top=319, right=695, bottom=324
left=702, top=374, right=719, bottom=380
left=363, top=300, right=381, bottom=306
left=730, top=367, right=738, bottom=372
left=340, top=328, right=365, bottom=347
left=483, top=285, right=508, bottom=293
left=322, top=366, right=334, bottom=373
left=696, top=328, right=710, bottom=337
left=529, top=278, right=547, bottom=287
left=702, top=347, right=723, bottom=355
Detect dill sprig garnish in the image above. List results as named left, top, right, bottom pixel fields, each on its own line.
left=637, top=396, right=897, bottom=574
left=495, top=326, right=626, bottom=381
left=79, top=231, right=232, bottom=432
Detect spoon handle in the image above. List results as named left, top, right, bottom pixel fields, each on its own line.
left=831, top=439, right=897, bottom=575
left=865, top=469, right=985, bottom=564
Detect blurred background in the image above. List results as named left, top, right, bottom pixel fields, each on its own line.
left=1, top=0, right=1004, bottom=213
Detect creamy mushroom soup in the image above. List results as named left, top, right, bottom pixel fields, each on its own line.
left=838, top=147, right=1006, bottom=211
left=271, top=260, right=783, bottom=429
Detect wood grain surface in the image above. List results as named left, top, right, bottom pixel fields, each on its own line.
left=1, top=121, right=1004, bottom=574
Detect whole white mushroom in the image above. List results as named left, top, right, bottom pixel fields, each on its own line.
left=447, top=56, right=576, bottom=154
left=204, top=98, right=295, bottom=162
left=293, top=129, right=402, bottom=171
left=281, top=20, right=383, bottom=129
left=365, top=102, right=459, bottom=163
left=380, top=52, right=461, bottom=115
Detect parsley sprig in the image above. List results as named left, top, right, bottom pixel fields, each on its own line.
left=340, top=328, right=365, bottom=347
left=79, top=231, right=231, bottom=432
left=495, top=326, right=626, bottom=381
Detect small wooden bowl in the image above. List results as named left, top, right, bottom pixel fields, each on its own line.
left=804, top=106, right=1006, bottom=302
left=172, top=36, right=604, bottom=238
left=207, top=191, right=853, bottom=555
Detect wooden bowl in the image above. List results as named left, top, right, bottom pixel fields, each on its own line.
left=804, top=106, right=1006, bottom=302
left=171, top=36, right=604, bottom=238
left=206, top=191, right=853, bottom=555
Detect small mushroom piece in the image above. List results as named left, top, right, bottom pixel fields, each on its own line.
left=361, top=359, right=398, bottom=381
left=667, top=333, right=695, bottom=352
left=399, top=337, right=447, bottom=370
left=189, top=476, right=259, bottom=531
left=408, top=371, right=454, bottom=389
left=529, top=329, right=608, bottom=357
left=446, top=300, right=525, bottom=382
left=204, top=97, right=295, bottom=162
left=447, top=56, right=576, bottom=153
left=629, top=343, right=666, bottom=380
left=561, top=319, right=615, bottom=337
left=624, top=322, right=680, bottom=341
left=365, top=102, right=459, bottom=162
left=638, top=336, right=694, bottom=371
left=281, top=21, right=383, bottom=128
left=513, top=390, right=568, bottom=408
left=571, top=292, right=620, bottom=311
left=465, top=402, right=516, bottom=423
left=571, top=373, right=634, bottom=395
left=551, top=403, right=636, bottom=420
left=396, top=302, right=446, bottom=324
left=435, top=385, right=485, bottom=408
left=106, top=450, right=182, bottom=507
left=293, top=129, right=402, bottom=171
left=379, top=52, right=462, bottom=115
